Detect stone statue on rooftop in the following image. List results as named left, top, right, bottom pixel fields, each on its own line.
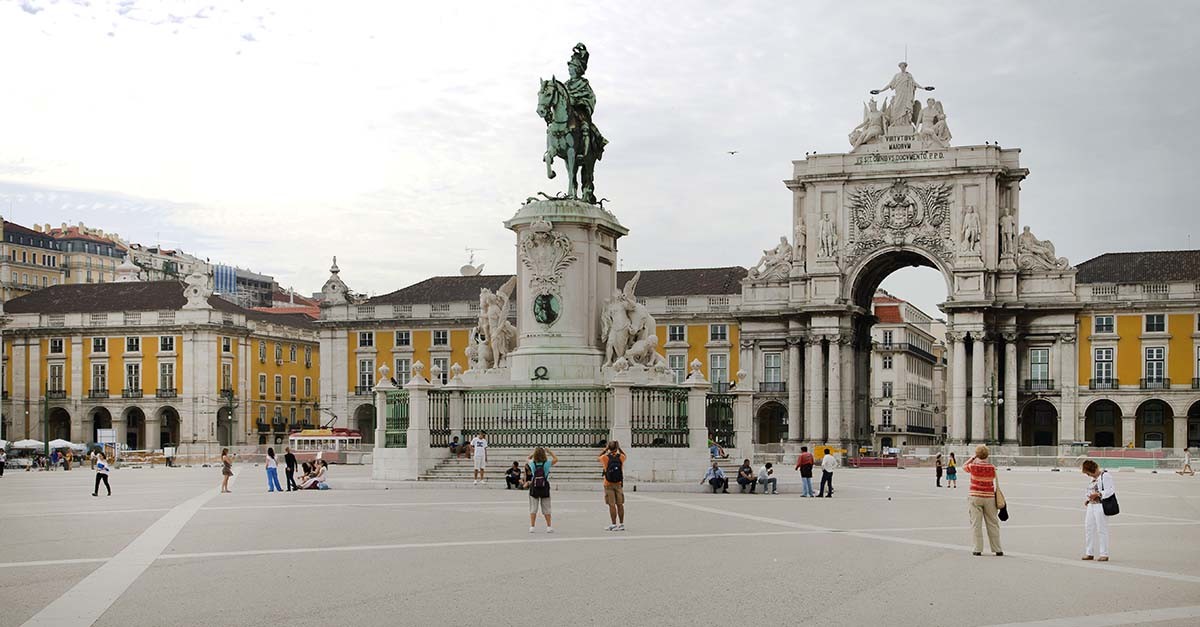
left=1017, top=226, right=1070, bottom=270
left=849, top=98, right=886, bottom=149
left=537, top=43, right=608, bottom=204
left=748, top=236, right=792, bottom=281
left=870, top=61, right=935, bottom=130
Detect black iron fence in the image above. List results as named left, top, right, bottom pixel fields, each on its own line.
left=385, top=390, right=409, bottom=448
left=706, top=393, right=736, bottom=449
left=631, top=387, right=689, bottom=447
left=463, top=388, right=609, bottom=448
left=429, top=389, right=452, bottom=448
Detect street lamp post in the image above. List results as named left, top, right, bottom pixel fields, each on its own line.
left=983, top=373, right=1004, bottom=445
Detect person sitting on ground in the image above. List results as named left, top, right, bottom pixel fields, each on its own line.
left=736, top=459, right=756, bottom=493
left=300, top=461, right=326, bottom=490
left=708, top=437, right=729, bottom=460
left=449, top=436, right=470, bottom=459
left=505, top=461, right=523, bottom=489
left=701, top=460, right=729, bottom=493
left=758, top=462, right=778, bottom=495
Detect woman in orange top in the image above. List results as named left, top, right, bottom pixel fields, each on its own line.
left=963, top=445, right=1002, bottom=556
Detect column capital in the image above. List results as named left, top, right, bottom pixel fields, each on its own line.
left=786, top=336, right=805, bottom=347
left=739, top=338, right=755, bottom=350
left=1002, top=331, right=1020, bottom=343
left=968, top=330, right=992, bottom=343
left=946, top=331, right=968, bottom=344
left=803, top=334, right=823, bottom=347
left=1058, top=333, right=1077, bottom=344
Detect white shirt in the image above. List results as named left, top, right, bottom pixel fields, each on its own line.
left=96, top=460, right=110, bottom=475
left=470, top=437, right=488, bottom=458
left=758, top=465, right=773, bottom=479
left=822, top=454, right=839, bottom=472
left=1087, top=471, right=1115, bottom=502
left=267, top=456, right=278, bottom=469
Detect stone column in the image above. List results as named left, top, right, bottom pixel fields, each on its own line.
left=805, top=336, right=825, bottom=442
left=373, top=367, right=395, bottom=449
left=685, top=362, right=711, bottom=458
left=827, top=336, right=843, bottom=443
left=1173, top=416, right=1187, bottom=452
left=739, top=339, right=756, bottom=393
left=733, top=388, right=754, bottom=453
left=447, top=387, right=465, bottom=441
left=1121, top=416, right=1136, bottom=448
left=970, top=333, right=987, bottom=442
left=949, top=332, right=968, bottom=443
left=1058, top=333, right=1078, bottom=445
left=609, top=377, right=633, bottom=449
left=405, top=370, right=432, bottom=452
left=786, top=337, right=803, bottom=441
left=840, top=336, right=855, bottom=446
left=1003, top=334, right=1019, bottom=445
left=145, top=418, right=161, bottom=450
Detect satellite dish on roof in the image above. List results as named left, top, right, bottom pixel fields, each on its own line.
left=460, top=247, right=485, bottom=276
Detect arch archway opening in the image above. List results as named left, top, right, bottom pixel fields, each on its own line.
left=1084, top=400, right=1122, bottom=448
left=157, top=407, right=180, bottom=448
left=1021, top=399, right=1059, bottom=447
left=354, top=404, right=376, bottom=445
left=755, top=401, right=787, bottom=445
left=48, top=407, right=71, bottom=442
left=217, top=406, right=234, bottom=447
left=91, top=408, right=113, bottom=444
left=1188, top=401, right=1200, bottom=449
left=1135, top=399, right=1173, bottom=449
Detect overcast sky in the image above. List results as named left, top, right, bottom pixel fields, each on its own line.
left=1, top=1, right=1197, bottom=317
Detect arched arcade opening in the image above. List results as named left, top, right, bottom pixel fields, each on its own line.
left=1135, top=399, right=1173, bottom=449
left=1084, top=400, right=1122, bottom=448
left=354, top=404, right=376, bottom=445
left=1021, top=399, right=1058, bottom=447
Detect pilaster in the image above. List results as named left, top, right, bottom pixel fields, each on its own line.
left=949, top=331, right=967, bottom=443
left=805, top=335, right=825, bottom=442
left=372, top=366, right=395, bottom=449
left=1058, top=333, right=1078, bottom=444
left=1003, top=333, right=1019, bottom=445
left=786, top=337, right=803, bottom=440
left=970, top=332, right=987, bottom=442
left=827, top=334, right=843, bottom=443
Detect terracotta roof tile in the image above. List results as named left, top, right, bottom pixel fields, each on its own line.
left=1075, top=250, right=1200, bottom=284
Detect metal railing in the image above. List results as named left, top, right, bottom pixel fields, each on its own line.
left=1194, top=378, right=1200, bottom=390
left=631, top=387, right=689, bottom=448
left=354, top=385, right=374, bottom=396
left=710, top=382, right=731, bottom=393
left=122, top=388, right=143, bottom=398
left=1023, top=379, right=1056, bottom=392
left=1089, top=378, right=1119, bottom=390
left=462, top=388, right=609, bottom=448
left=758, top=382, right=786, bottom=393
left=385, top=390, right=409, bottom=448
left=705, top=393, right=736, bottom=448
left=428, top=390, right=451, bottom=448
left=46, top=389, right=67, bottom=400
left=1140, top=378, right=1170, bottom=390
left=876, top=342, right=937, bottom=363
left=156, top=388, right=177, bottom=398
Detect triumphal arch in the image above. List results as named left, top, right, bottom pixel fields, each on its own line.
left=739, top=61, right=1079, bottom=449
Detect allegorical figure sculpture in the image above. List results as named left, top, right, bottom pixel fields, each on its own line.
left=601, top=272, right=663, bottom=368
left=849, top=98, right=886, bottom=149
left=537, top=43, right=607, bottom=204
left=999, top=208, right=1017, bottom=256
left=870, top=61, right=935, bottom=130
left=475, top=277, right=518, bottom=369
left=748, top=236, right=792, bottom=281
left=1017, top=226, right=1070, bottom=270
left=916, top=98, right=952, bottom=147
left=960, top=205, right=982, bottom=254
left=818, top=212, right=838, bottom=258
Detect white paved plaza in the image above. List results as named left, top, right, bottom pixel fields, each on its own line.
left=1, top=464, right=1199, bottom=626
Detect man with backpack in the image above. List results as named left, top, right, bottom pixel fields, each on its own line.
left=794, top=446, right=815, bottom=497
left=599, top=440, right=626, bottom=531
left=527, top=447, right=558, bottom=533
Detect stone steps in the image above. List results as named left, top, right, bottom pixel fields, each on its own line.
left=418, top=448, right=773, bottom=482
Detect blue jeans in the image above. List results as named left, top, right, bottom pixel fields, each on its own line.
left=801, top=477, right=814, bottom=497
left=758, top=476, right=778, bottom=493
left=266, top=467, right=282, bottom=492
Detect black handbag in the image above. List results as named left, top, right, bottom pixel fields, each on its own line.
left=1099, top=472, right=1119, bottom=516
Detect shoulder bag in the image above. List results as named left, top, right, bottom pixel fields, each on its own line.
left=995, top=474, right=1009, bottom=522
left=1099, top=471, right=1119, bottom=516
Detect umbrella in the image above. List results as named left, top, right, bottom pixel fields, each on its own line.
left=10, top=439, right=44, bottom=450
left=48, top=439, right=77, bottom=450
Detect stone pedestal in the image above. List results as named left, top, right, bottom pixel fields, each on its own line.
left=503, top=199, right=628, bottom=385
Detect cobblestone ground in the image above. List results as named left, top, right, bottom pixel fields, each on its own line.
left=1, top=463, right=1198, bottom=626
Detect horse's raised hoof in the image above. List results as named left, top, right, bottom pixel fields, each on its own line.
left=547, top=171, right=556, bottom=179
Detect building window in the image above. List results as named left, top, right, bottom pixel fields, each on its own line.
left=433, top=357, right=449, bottom=384
left=289, top=345, right=297, bottom=362
left=126, top=336, right=140, bottom=353
left=358, top=331, right=374, bottom=348
left=709, top=354, right=728, bottom=384
left=881, top=408, right=893, bottom=426
left=92, top=337, right=107, bottom=353
left=1145, top=346, right=1165, bottom=381
left=304, top=377, right=312, bottom=398
left=289, top=376, right=297, bottom=398
left=126, top=363, right=140, bottom=390
left=882, top=330, right=894, bottom=346
left=160, top=336, right=175, bottom=352
left=763, top=352, right=782, bottom=383
left=668, top=354, right=686, bottom=384
left=259, top=374, right=267, bottom=395
left=48, top=364, right=64, bottom=391
left=433, top=330, right=449, bottom=346
left=49, top=338, right=64, bottom=354
left=159, top=363, right=175, bottom=389
left=358, top=359, right=374, bottom=388
left=710, top=325, right=728, bottom=342
left=259, top=405, right=267, bottom=422
left=1030, top=348, right=1050, bottom=381
left=289, top=407, right=297, bottom=422
left=92, top=363, right=107, bottom=391
left=222, top=337, right=232, bottom=353
left=882, top=355, right=893, bottom=370
left=668, top=325, right=685, bottom=343
left=274, top=344, right=283, bottom=362
left=395, top=358, right=411, bottom=385
left=395, top=330, right=411, bottom=347
left=222, top=363, right=233, bottom=390
left=1145, top=314, right=1165, bottom=333
left=304, top=407, right=312, bottom=423
left=259, top=341, right=267, bottom=362
left=304, top=346, right=312, bottom=366
left=274, top=375, right=282, bottom=397
left=882, top=381, right=893, bottom=398
left=1094, top=315, right=1114, bottom=334
left=1093, top=348, right=1113, bottom=382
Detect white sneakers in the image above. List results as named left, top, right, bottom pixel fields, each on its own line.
left=529, top=526, right=535, bottom=533
left=546, top=527, right=554, bottom=533
left=605, top=523, right=625, bottom=532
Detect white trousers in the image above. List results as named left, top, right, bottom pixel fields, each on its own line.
left=1084, top=503, right=1109, bottom=557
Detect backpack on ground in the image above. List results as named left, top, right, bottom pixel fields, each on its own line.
left=605, top=453, right=623, bottom=484
left=530, top=461, right=550, bottom=498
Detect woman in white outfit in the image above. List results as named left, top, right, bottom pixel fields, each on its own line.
left=1081, top=459, right=1114, bottom=562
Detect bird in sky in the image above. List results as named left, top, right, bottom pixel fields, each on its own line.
left=726, top=150, right=738, bottom=155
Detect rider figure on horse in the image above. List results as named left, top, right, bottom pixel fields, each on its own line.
left=565, top=43, right=606, bottom=204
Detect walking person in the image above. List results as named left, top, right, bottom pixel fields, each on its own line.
left=936, top=453, right=943, bottom=487
left=817, top=448, right=838, bottom=497
left=284, top=447, right=298, bottom=491
left=946, top=452, right=958, bottom=488
left=964, top=445, right=1003, bottom=556
left=92, top=451, right=112, bottom=496
left=599, top=440, right=626, bottom=531
left=265, top=447, right=283, bottom=493
left=470, top=430, right=489, bottom=485
left=795, top=446, right=815, bottom=497
left=527, top=447, right=558, bottom=533
left=1178, top=447, right=1194, bottom=476
left=1081, top=459, right=1115, bottom=561
left=89, top=449, right=97, bottom=470
left=220, top=448, right=233, bottom=493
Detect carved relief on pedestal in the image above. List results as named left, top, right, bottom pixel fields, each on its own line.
left=846, top=178, right=953, bottom=262
left=519, top=217, right=578, bottom=298
left=1016, top=226, right=1070, bottom=271
left=746, top=236, right=793, bottom=282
